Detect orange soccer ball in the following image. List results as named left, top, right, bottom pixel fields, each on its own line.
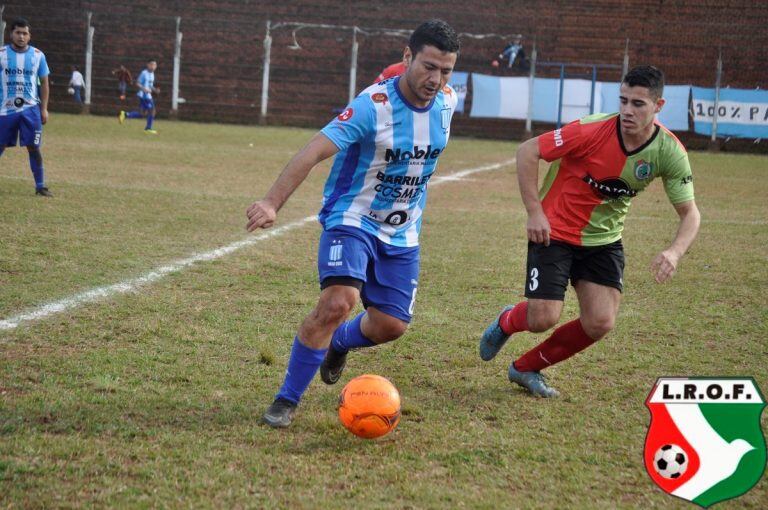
left=338, top=374, right=401, bottom=439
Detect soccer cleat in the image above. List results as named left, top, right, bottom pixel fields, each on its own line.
left=35, top=187, right=53, bottom=197
left=118, top=111, right=126, bottom=124
left=508, top=363, right=559, bottom=398
left=262, top=398, right=298, bottom=428
left=479, top=305, right=516, bottom=361
left=144, top=129, right=158, bottom=135
left=320, top=346, right=348, bottom=385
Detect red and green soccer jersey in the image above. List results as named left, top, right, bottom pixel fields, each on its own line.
left=537, top=113, right=695, bottom=246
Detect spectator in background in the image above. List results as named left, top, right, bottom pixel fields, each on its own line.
left=373, top=61, right=405, bottom=84
left=499, top=37, right=523, bottom=68
left=68, top=66, right=84, bottom=104
left=111, top=64, right=133, bottom=101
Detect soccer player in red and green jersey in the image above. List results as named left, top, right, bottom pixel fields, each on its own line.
left=479, top=65, right=701, bottom=397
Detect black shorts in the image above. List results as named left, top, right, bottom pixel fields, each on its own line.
left=524, top=240, right=625, bottom=300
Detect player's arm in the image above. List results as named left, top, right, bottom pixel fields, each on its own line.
left=246, top=132, right=339, bottom=231
left=650, top=199, right=700, bottom=283
left=516, top=137, right=551, bottom=246
left=39, top=76, right=49, bottom=124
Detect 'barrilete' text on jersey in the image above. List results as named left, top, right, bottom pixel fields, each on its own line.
left=320, top=76, right=458, bottom=247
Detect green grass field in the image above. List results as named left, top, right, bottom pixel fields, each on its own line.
left=1, top=114, right=766, bottom=508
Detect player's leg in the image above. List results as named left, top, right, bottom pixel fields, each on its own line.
left=0, top=112, right=21, bottom=161
left=124, top=99, right=145, bottom=121
left=144, top=101, right=156, bottom=133
left=19, top=107, right=50, bottom=196
left=511, top=242, right=624, bottom=396
left=480, top=241, right=569, bottom=361
left=321, top=236, right=417, bottom=385
left=263, top=228, right=370, bottom=427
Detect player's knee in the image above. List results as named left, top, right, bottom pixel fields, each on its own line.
left=27, top=148, right=42, bottom=162
left=315, top=294, right=356, bottom=327
left=368, top=316, right=408, bottom=343
left=581, top=315, right=615, bottom=340
left=527, top=310, right=559, bottom=333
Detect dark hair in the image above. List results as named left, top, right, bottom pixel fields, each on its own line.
left=10, top=18, right=31, bottom=31
left=409, top=19, right=460, bottom=55
left=623, top=65, right=664, bottom=99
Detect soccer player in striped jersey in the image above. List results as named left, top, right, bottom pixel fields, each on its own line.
left=0, top=18, right=52, bottom=196
left=118, top=59, right=158, bottom=134
left=246, top=19, right=460, bottom=428
left=480, top=66, right=701, bottom=397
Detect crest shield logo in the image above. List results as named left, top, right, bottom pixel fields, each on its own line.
left=645, top=378, right=766, bottom=507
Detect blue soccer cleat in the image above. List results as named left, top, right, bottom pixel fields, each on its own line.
left=479, top=305, right=516, bottom=361
left=508, top=363, right=559, bottom=398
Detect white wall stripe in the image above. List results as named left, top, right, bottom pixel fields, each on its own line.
left=0, top=159, right=515, bottom=332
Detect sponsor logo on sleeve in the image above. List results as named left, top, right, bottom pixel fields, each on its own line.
left=371, top=93, right=388, bottom=104
left=337, top=108, right=354, bottom=122
left=553, top=128, right=564, bottom=147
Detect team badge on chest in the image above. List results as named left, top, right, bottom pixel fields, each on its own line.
left=634, top=159, right=653, bottom=180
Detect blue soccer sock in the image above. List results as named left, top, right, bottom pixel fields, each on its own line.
left=331, top=312, right=376, bottom=354
left=0, top=147, right=4, bottom=157
left=28, top=150, right=45, bottom=188
left=125, top=111, right=143, bottom=119
left=275, top=337, right=327, bottom=404
left=145, top=115, right=154, bottom=130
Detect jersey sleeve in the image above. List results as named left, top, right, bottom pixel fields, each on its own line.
left=38, top=53, right=50, bottom=78
left=137, top=70, right=148, bottom=87
left=321, top=94, right=375, bottom=151
left=538, top=119, right=589, bottom=162
left=661, top=153, right=695, bottom=204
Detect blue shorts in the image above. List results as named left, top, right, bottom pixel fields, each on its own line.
left=0, top=107, right=43, bottom=148
left=139, top=97, right=155, bottom=110
left=318, top=226, right=420, bottom=323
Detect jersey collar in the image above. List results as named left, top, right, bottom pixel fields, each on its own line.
left=616, top=115, right=660, bottom=156
left=393, top=76, right=435, bottom=113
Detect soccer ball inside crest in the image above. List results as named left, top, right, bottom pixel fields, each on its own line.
left=338, top=374, right=401, bottom=439
left=653, top=444, right=689, bottom=479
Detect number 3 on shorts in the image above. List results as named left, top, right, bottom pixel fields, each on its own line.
left=528, top=267, right=539, bottom=292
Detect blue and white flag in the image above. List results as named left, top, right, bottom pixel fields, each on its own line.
left=692, top=87, right=768, bottom=139
left=470, top=74, right=528, bottom=119
left=658, top=85, right=691, bottom=131
left=449, top=71, right=468, bottom=113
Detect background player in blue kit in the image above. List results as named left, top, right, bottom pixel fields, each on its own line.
left=119, top=59, right=158, bottom=134
left=246, top=19, right=461, bottom=428
left=0, top=18, right=52, bottom=196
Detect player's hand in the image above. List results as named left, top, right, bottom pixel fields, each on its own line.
left=526, top=210, right=551, bottom=246
left=246, top=200, right=278, bottom=231
left=40, top=108, right=49, bottom=125
left=650, top=249, right=681, bottom=283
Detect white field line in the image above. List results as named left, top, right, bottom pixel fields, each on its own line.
left=0, top=159, right=516, bottom=332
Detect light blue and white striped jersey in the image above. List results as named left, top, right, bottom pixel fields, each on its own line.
left=320, top=77, right=458, bottom=247
left=137, top=69, right=155, bottom=99
left=0, top=44, right=49, bottom=116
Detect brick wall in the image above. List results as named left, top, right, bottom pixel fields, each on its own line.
left=3, top=1, right=767, bottom=149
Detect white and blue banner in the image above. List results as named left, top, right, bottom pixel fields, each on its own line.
left=692, top=87, right=768, bottom=139
left=657, top=85, right=691, bottom=131
left=449, top=71, right=468, bottom=113
left=470, top=74, right=528, bottom=119
left=470, top=74, right=692, bottom=131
